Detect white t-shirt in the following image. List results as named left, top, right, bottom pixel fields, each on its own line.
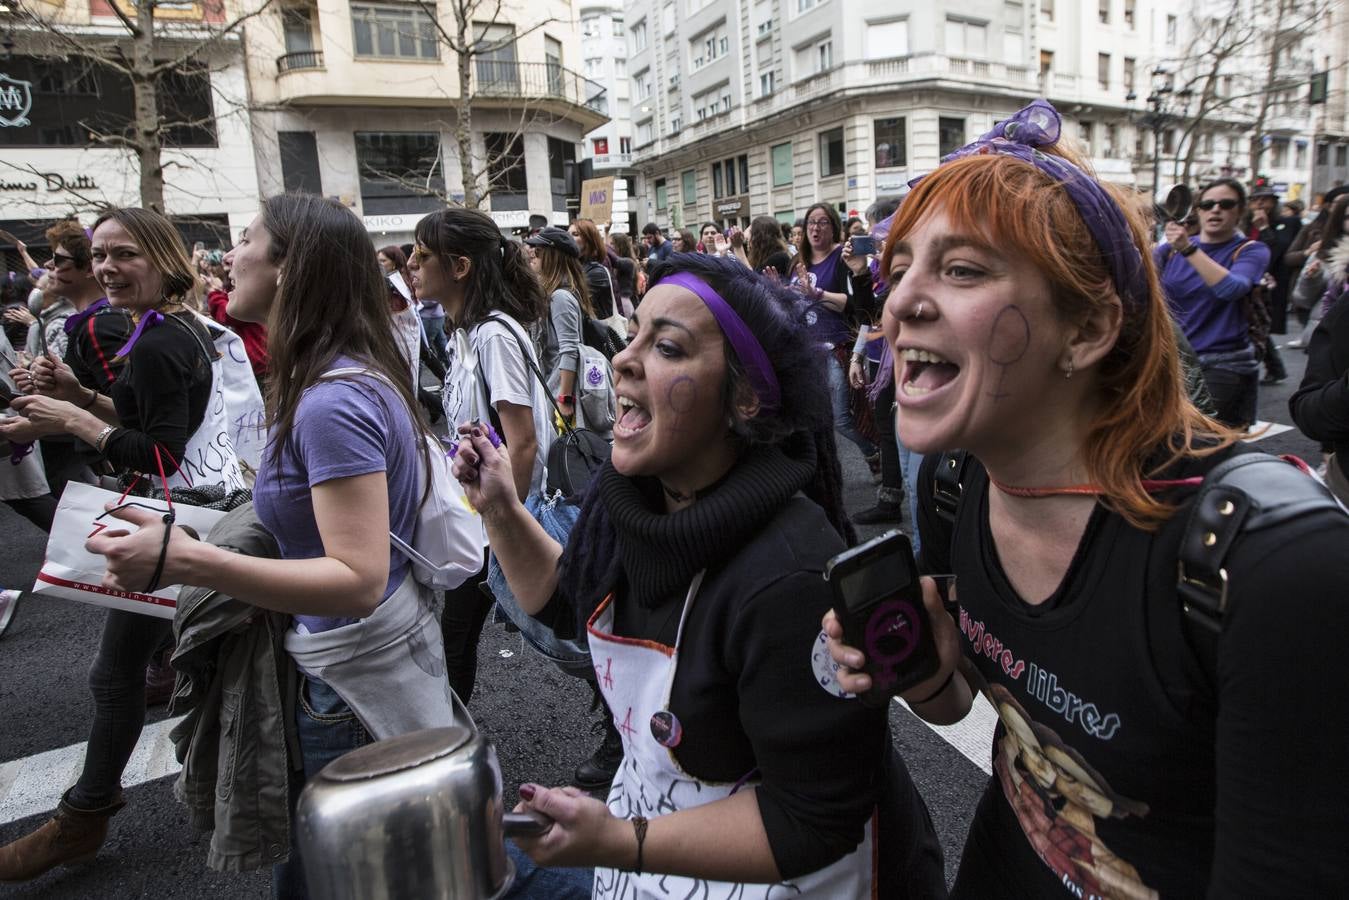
left=442, top=314, right=553, bottom=496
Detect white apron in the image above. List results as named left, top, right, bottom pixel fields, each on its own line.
left=160, top=314, right=246, bottom=492
left=588, top=572, right=874, bottom=899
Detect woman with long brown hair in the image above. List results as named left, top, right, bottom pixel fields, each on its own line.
left=746, top=215, right=792, bottom=279
left=569, top=218, right=616, bottom=320
left=825, top=100, right=1349, bottom=898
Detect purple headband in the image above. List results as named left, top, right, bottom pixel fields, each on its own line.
left=660, top=271, right=781, bottom=413
left=913, top=99, right=1148, bottom=311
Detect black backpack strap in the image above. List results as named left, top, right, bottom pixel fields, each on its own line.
left=1178, top=454, right=1341, bottom=634
left=931, top=450, right=973, bottom=525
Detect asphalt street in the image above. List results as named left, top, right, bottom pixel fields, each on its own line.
left=0, top=348, right=1323, bottom=898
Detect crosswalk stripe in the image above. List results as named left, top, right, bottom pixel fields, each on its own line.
left=0, top=717, right=184, bottom=827
left=1244, top=420, right=1295, bottom=442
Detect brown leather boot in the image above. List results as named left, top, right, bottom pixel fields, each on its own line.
left=0, top=790, right=125, bottom=883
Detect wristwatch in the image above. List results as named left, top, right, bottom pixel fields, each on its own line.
left=1179, top=243, right=1200, bottom=257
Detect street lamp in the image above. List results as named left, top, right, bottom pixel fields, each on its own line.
left=1127, top=68, right=1194, bottom=203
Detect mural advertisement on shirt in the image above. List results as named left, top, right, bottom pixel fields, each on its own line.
left=959, top=609, right=1157, bottom=900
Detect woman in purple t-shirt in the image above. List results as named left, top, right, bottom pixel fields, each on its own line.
left=86, top=194, right=446, bottom=897
left=791, top=202, right=879, bottom=474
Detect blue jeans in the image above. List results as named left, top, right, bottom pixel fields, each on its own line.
left=899, top=441, right=923, bottom=556
left=827, top=353, right=878, bottom=458
left=273, top=678, right=372, bottom=899
left=502, top=841, right=593, bottom=899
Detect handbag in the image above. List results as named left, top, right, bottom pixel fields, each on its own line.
left=34, top=453, right=230, bottom=619
left=490, top=315, right=612, bottom=498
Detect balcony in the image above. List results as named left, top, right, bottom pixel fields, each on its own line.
left=277, top=50, right=325, bottom=73
left=471, top=61, right=609, bottom=130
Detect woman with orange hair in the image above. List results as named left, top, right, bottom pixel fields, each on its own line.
left=825, top=100, right=1349, bottom=898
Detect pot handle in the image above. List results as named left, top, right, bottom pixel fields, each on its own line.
left=503, top=811, right=553, bottom=838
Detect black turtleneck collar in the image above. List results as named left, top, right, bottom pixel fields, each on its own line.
left=597, top=434, right=817, bottom=609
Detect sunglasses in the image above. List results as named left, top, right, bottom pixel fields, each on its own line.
left=46, top=251, right=76, bottom=268
left=1196, top=198, right=1239, bottom=211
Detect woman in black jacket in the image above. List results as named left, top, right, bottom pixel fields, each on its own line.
left=0, top=208, right=220, bottom=881
left=453, top=254, right=945, bottom=898
left=1290, top=289, right=1349, bottom=501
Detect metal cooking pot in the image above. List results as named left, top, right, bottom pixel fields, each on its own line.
left=295, top=726, right=549, bottom=900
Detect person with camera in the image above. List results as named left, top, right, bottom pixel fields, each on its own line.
left=453, top=254, right=945, bottom=898
left=1157, top=178, right=1271, bottom=429
left=823, top=100, right=1349, bottom=899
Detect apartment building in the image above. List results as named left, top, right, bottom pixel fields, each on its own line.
left=0, top=0, right=260, bottom=253
left=243, top=0, right=608, bottom=242
left=579, top=0, right=640, bottom=232
left=625, top=0, right=1324, bottom=231
left=1311, top=2, right=1349, bottom=195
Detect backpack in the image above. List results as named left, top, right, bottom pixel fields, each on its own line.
left=320, top=367, right=485, bottom=591
left=929, top=448, right=1342, bottom=682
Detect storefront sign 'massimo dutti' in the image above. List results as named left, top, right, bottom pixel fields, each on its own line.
left=0, top=74, right=33, bottom=128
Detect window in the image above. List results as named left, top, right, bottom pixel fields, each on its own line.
left=634, top=69, right=652, bottom=100
left=473, top=23, right=518, bottom=85
left=945, top=17, right=987, bottom=56
left=662, top=2, right=676, bottom=34
left=760, top=72, right=776, bottom=95
left=355, top=131, right=445, bottom=214
left=874, top=117, right=906, bottom=168
left=819, top=127, right=844, bottom=177
left=0, top=56, right=216, bottom=149
left=1079, top=120, right=1094, bottom=155
left=615, top=59, right=626, bottom=78
left=582, top=16, right=601, bottom=37
left=797, top=0, right=819, bottom=12
left=1104, top=123, right=1118, bottom=157
left=547, top=136, right=575, bottom=212
left=1316, top=143, right=1328, bottom=166
left=636, top=120, right=653, bottom=145
left=655, top=177, right=668, bottom=209
left=1097, top=53, right=1110, bottom=90
left=712, top=161, right=723, bottom=198
left=865, top=19, right=908, bottom=59
left=1004, top=28, right=1023, bottom=63
left=1271, top=138, right=1289, bottom=169
left=1123, top=0, right=1135, bottom=27
left=1162, top=129, right=1174, bottom=155
left=819, top=40, right=833, bottom=69
left=710, top=154, right=748, bottom=197
left=1166, top=14, right=1177, bottom=44
left=279, top=131, right=322, bottom=194
left=1039, top=50, right=1053, bottom=78
left=682, top=170, right=697, bottom=204
left=692, top=84, right=732, bottom=120
left=613, top=18, right=625, bottom=37
left=794, top=36, right=833, bottom=76
left=632, top=19, right=647, bottom=52
left=282, top=7, right=315, bottom=53
left=620, top=136, right=632, bottom=154
left=585, top=58, right=603, bottom=77
left=1041, top=0, right=1053, bottom=21
left=483, top=131, right=527, bottom=210
left=1295, top=141, right=1307, bottom=170
left=1123, top=57, right=1135, bottom=92
left=544, top=35, right=563, bottom=94
left=1098, top=0, right=1109, bottom=24
left=938, top=117, right=966, bottom=157
left=1337, top=145, right=1348, bottom=168
left=691, top=22, right=730, bottom=70
left=757, top=18, right=774, bottom=35
left=593, top=137, right=609, bottom=155
left=771, top=142, right=793, bottom=186
left=352, top=5, right=438, bottom=59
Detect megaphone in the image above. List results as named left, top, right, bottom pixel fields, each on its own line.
left=1154, top=184, right=1193, bottom=223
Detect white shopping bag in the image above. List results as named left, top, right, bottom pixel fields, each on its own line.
left=33, top=481, right=228, bottom=619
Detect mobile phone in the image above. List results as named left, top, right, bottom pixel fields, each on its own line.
left=0, top=381, right=15, bottom=408
left=824, top=530, right=939, bottom=706
left=850, top=235, right=877, bottom=256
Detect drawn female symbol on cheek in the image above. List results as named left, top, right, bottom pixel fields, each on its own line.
left=864, top=598, right=921, bottom=691
left=985, top=304, right=1031, bottom=400
left=666, top=375, right=697, bottom=431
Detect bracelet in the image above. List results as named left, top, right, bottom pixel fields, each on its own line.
left=909, top=670, right=956, bottom=706
left=631, top=816, right=649, bottom=875
left=1179, top=243, right=1200, bottom=258
left=78, top=387, right=100, bottom=410
left=143, top=511, right=176, bottom=593
left=93, top=425, right=116, bottom=453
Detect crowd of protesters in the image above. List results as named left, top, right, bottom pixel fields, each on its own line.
left=1, top=97, right=1348, bottom=900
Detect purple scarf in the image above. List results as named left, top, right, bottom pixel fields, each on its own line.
left=63, top=297, right=109, bottom=337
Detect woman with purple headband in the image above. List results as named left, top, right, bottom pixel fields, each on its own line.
left=453, top=253, right=946, bottom=898
left=824, top=99, right=1349, bottom=898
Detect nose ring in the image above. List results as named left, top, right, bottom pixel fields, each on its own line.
left=911, top=302, right=925, bottom=320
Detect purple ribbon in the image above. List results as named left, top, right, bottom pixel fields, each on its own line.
left=63, top=297, right=109, bottom=337
left=9, top=440, right=35, bottom=465
left=659, top=272, right=781, bottom=413
left=913, top=99, right=1148, bottom=312
left=115, top=309, right=163, bottom=358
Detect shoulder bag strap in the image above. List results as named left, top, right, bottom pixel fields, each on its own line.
left=486, top=314, right=580, bottom=439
